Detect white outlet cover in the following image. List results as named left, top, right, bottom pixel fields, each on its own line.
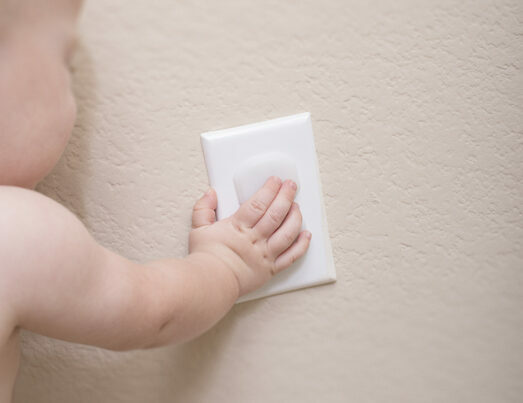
left=201, top=113, right=336, bottom=303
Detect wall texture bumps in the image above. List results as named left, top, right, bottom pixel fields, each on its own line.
left=14, top=1, right=523, bottom=402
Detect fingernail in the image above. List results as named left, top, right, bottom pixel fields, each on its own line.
left=289, top=180, right=297, bottom=190
left=270, top=176, right=282, bottom=184
left=206, top=188, right=213, bottom=195
left=305, top=231, right=312, bottom=239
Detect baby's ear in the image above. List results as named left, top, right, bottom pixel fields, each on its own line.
left=191, top=189, right=217, bottom=228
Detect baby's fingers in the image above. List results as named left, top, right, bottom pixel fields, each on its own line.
left=273, top=231, right=312, bottom=274
left=192, top=189, right=217, bottom=228
left=233, top=176, right=281, bottom=228
left=267, top=202, right=302, bottom=256
left=254, top=179, right=297, bottom=237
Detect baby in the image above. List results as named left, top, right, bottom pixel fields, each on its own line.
left=0, top=2, right=311, bottom=401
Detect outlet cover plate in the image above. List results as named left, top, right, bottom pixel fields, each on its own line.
left=201, top=113, right=336, bottom=303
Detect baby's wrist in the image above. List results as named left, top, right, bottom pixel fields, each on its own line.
left=185, top=250, right=241, bottom=301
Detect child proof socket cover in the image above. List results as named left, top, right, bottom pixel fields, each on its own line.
left=201, top=113, right=336, bottom=303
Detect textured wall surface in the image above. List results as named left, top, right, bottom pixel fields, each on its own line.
left=13, top=0, right=523, bottom=402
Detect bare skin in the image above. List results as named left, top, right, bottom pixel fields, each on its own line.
left=0, top=2, right=311, bottom=402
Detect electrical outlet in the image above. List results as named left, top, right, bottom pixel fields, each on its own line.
left=201, top=113, right=336, bottom=303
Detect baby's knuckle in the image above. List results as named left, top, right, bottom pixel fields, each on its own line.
left=290, top=253, right=298, bottom=264
left=260, top=243, right=271, bottom=259
left=268, top=208, right=284, bottom=224
left=249, top=199, right=267, bottom=214
left=230, top=219, right=244, bottom=233
left=283, top=231, right=295, bottom=244
left=246, top=229, right=258, bottom=244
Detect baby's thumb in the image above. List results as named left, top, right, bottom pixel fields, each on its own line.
left=192, top=189, right=218, bottom=228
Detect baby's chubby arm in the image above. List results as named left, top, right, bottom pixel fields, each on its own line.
left=0, top=177, right=309, bottom=350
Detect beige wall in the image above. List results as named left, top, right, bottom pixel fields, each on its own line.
left=14, top=0, right=523, bottom=402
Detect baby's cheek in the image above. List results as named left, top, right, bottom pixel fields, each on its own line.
left=25, top=71, right=77, bottom=188
left=0, top=54, right=77, bottom=188
left=53, top=82, right=77, bottom=155
left=41, top=87, right=77, bottom=175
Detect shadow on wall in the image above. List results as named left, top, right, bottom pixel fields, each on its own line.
left=36, top=39, right=97, bottom=224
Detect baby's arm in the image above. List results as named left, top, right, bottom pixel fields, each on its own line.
left=0, top=177, right=309, bottom=350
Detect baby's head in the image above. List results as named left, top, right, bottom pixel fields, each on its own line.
left=0, top=29, right=76, bottom=189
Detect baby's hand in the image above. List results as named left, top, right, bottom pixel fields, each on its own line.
left=189, top=177, right=311, bottom=297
